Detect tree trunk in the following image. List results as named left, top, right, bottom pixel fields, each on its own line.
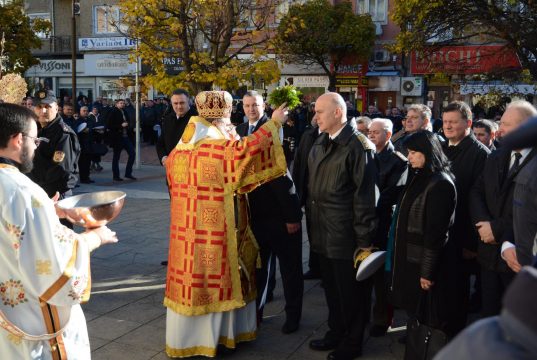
left=328, top=73, right=337, bottom=92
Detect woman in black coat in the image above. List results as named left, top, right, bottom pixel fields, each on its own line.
left=390, top=130, right=458, bottom=336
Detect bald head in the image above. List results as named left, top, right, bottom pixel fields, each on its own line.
left=314, top=92, right=347, bottom=135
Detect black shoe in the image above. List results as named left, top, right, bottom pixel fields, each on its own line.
left=80, top=179, right=95, bottom=184
left=327, top=349, right=362, bottom=360
left=161, top=260, right=168, bottom=266
left=309, top=338, right=339, bottom=351
left=113, top=177, right=123, bottom=181
left=303, top=270, right=322, bottom=280
left=281, top=319, right=299, bottom=334
left=369, top=324, right=389, bottom=337
left=125, top=175, right=137, bottom=180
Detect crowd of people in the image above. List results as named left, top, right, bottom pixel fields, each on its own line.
left=1, top=87, right=537, bottom=360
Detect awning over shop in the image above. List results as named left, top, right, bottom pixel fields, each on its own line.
left=460, top=83, right=537, bottom=95
left=366, top=71, right=399, bottom=76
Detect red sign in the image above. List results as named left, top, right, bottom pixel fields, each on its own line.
left=411, top=45, right=521, bottom=74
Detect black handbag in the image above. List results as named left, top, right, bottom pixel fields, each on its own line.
left=404, top=290, right=448, bottom=360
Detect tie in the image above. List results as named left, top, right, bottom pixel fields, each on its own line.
left=248, top=125, right=255, bottom=135
left=508, top=152, right=522, bottom=178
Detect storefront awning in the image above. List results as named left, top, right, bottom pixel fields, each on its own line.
left=366, top=71, right=399, bottom=76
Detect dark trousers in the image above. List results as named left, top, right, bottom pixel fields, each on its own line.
left=319, top=254, right=372, bottom=353
left=372, top=268, right=393, bottom=327
left=112, top=136, right=135, bottom=178
left=253, top=221, right=303, bottom=321
left=480, top=267, right=515, bottom=317
left=78, top=152, right=92, bottom=181
left=305, top=213, right=321, bottom=274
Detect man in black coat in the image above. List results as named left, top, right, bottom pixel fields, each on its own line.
left=307, top=93, right=378, bottom=360
left=292, top=121, right=322, bottom=279
left=442, top=101, right=490, bottom=334
left=367, top=118, right=407, bottom=337
left=236, top=90, right=304, bottom=334
left=107, top=99, right=136, bottom=181
left=469, top=100, right=537, bottom=317
left=30, top=90, right=80, bottom=229
left=156, top=89, right=196, bottom=166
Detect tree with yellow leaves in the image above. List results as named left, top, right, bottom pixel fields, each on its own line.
left=118, top=0, right=282, bottom=93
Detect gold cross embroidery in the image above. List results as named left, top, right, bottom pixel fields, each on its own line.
left=36, top=260, right=52, bottom=275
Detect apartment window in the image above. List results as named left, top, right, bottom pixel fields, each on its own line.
left=275, top=0, right=306, bottom=24
left=28, top=13, right=51, bottom=39
left=94, top=5, right=126, bottom=35
left=357, top=0, right=387, bottom=24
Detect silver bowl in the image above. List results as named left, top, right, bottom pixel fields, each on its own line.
left=57, top=191, right=126, bottom=228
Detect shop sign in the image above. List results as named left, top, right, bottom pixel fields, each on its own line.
left=411, top=45, right=521, bottom=74
left=336, top=76, right=361, bottom=87
left=292, top=76, right=329, bottom=88
left=79, top=37, right=136, bottom=51
left=84, top=54, right=136, bottom=76
left=25, top=59, right=85, bottom=76
left=331, top=56, right=368, bottom=77
left=163, top=57, right=184, bottom=75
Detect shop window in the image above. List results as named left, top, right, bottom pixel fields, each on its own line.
left=357, top=0, right=387, bottom=24
left=93, top=5, right=127, bottom=35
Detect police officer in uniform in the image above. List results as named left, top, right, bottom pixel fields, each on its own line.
left=29, top=90, right=80, bottom=227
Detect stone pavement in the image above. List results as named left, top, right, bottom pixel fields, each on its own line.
left=73, top=147, right=406, bottom=359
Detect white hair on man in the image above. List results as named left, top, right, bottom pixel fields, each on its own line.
left=506, top=100, right=537, bottom=121
left=370, top=118, right=393, bottom=134
left=355, top=116, right=373, bottom=128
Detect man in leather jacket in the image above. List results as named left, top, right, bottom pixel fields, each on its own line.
left=307, top=93, right=378, bottom=360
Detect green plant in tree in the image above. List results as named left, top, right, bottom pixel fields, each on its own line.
left=268, top=85, right=302, bottom=110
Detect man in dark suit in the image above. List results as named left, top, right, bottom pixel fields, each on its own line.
left=472, top=119, right=498, bottom=151
left=107, top=99, right=136, bottom=181
left=470, top=100, right=537, bottom=318
left=236, top=90, right=304, bottom=334
left=367, top=118, right=407, bottom=337
left=442, top=101, right=491, bottom=334
left=156, top=89, right=196, bottom=266
left=292, top=120, right=322, bottom=279
left=156, top=89, right=197, bottom=167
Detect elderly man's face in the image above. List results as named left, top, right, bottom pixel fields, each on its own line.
left=405, top=109, right=426, bottom=133
left=368, top=122, right=390, bottom=149
left=500, top=107, right=531, bottom=137
left=314, top=94, right=343, bottom=135
left=357, top=122, right=369, bottom=136
left=63, top=105, right=74, bottom=117
left=80, top=107, right=89, bottom=117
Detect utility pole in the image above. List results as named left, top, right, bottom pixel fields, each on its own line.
left=71, top=0, right=77, bottom=101
left=135, top=39, right=141, bottom=169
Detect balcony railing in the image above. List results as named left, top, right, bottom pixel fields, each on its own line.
left=32, top=36, right=74, bottom=55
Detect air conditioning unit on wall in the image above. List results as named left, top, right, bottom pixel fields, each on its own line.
left=374, top=50, right=390, bottom=63
left=401, top=77, right=424, bottom=96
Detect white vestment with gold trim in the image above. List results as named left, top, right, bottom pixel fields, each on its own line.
left=0, top=164, right=92, bottom=360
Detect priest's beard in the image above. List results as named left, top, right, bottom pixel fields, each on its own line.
left=19, top=142, right=34, bottom=173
